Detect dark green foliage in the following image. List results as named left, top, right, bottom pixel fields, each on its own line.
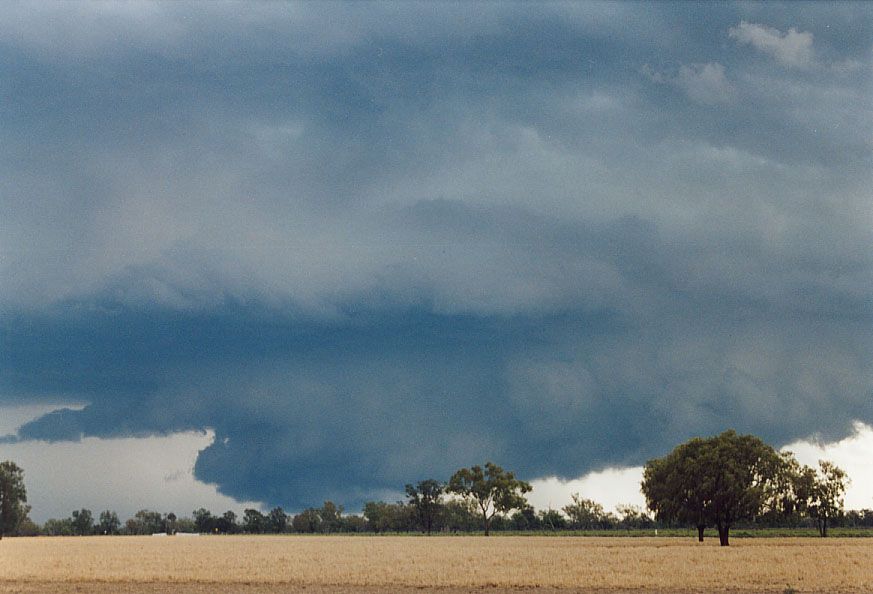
left=319, top=501, right=343, bottom=533
left=509, top=506, right=540, bottom=531
left=447, top=462, right=531, bottom=536
left=164, top=512, right=178, bottom=535
left=563, top=494, right=614, bottom=530
left=642, top=430, right=787, bottom=546
left=0, top=461, right=28, bottom=539
left=439, top=499, right=480, bottom=532
left=362, top=501, right=414, bottom=533
left=292, top=507, right=322, bottom=533
left=343, top=514, right=368, bottom=532
left=267, top=506, right=288, bottom=533
left=98, top=510, right=120, bottom=535
left=538, top=508, right=567, bottom=530
left=70, top=509, right=94, bottom=536
left=43, top=517, right=74, bottom=536
left=804, top=460, right=849, bottom=537
left=125, top=509, right=164, bottom=535
left=193, top=508, right=215, bottom=533
left=405, top=479, right=444, bottom=534
left=243, top=508, right=268, bottom=533
left=615, top=504, right=654, bottom=529
left=216, top=510, right=238, bottom=534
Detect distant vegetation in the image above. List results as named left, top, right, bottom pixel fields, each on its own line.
left=1, top=431, right=869, bottom=542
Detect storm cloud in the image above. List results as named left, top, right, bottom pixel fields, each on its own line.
left=1, top=2, right=872, bottom=508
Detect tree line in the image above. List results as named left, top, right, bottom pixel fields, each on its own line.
left=1, top=432, right=868, bottom=542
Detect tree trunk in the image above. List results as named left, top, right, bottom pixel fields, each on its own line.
left=697, top=524, right=705, bottom=542
left=819, top=518, right=828, bottom=538
left=716, top=522, right=730, bottom=546
left=483, top=511, right=490, bottom=536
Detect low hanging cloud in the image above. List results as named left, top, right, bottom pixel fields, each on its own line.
left=729, top=21, right=815, bottom=69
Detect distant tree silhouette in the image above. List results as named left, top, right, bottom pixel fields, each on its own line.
left=447, top=462, right=531, bottom=536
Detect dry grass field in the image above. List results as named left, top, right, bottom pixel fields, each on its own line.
left=1, top=535, right=871, bottom=593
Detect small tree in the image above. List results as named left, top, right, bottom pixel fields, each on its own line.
left=562, top=494, right=610, bottom=530
left=615, top=504, right=654, bottom=529
left=0, top=461, right=28, bottom=539
left=164, top=512, right=178, bottom=535
left=43, top=518, right=74, bottom=536
left=319, top=501, right=343, bottom=533
left=98, top=511, right=120, bottom=535
left=132, top=509, right=163, bottom=535
left=217, top=510, right=238, bottom=534
left=440, top=499, right=480, bottom=532
left=267, top=507, right=288, bottom=533
left=509, top=505, right=540, bottom=531
left=805, top=460, right=849, bottom=537
left=447, top=462, right=531, bottom=536
left=70, top=509, right=94, bottom=536
left=192, top=508, right=214, bottom=533
left=538, top=508, right=567, bottom=531
left=405, top=479, right=444, bottom=534
left=292, top=508, right=322, bottom=533
left=242, top=509, right=266, bottom=533
left=758, top=451, right=809, bottom=527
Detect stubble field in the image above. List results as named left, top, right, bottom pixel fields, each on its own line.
left=1, top=535, right=871, bottom=593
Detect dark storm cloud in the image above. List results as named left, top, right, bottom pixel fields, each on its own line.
left=1, top=2, right=871, bottom=508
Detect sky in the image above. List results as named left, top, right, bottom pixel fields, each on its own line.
left=1, top=1, right=872, bottom=520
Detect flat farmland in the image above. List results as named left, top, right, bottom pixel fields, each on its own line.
left=1, top=535, right=871, bottom=593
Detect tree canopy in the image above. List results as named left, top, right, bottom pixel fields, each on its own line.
left=405, top=479, right=444, bottom=535
left=803, top=460, right=850, bottom=537
left=0, top=461, right=28, bottom=539
left=642, top=430, right=785, bottom=545
left=447, top=462, right=531, bottom=536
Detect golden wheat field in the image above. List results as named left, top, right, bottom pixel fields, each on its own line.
left=0, top=535, right=871, bottom=593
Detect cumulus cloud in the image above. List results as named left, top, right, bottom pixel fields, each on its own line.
left=642, top=62, right=735, bottom=105
left=729, top=21, right=815, bottom=69
left=677, top=63, right=736, bottom=104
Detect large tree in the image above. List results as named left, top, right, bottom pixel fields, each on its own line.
left=0, top=461, right=28, bottom=539
left=405, top=479, right=444, bottom=535
left=447, top=462, right=531, bottom=536
left=642, top=430, right=785, bottom=546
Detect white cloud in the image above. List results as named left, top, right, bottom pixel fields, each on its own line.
left=729, top=21, right=815, bottom=69
left=642, top=62, right=735, bottom=105
left=0, top=408, right=263, bottom=522
left=677, top=63, right=736, bottom=105
left=529, top=467, right=646, bottom=515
